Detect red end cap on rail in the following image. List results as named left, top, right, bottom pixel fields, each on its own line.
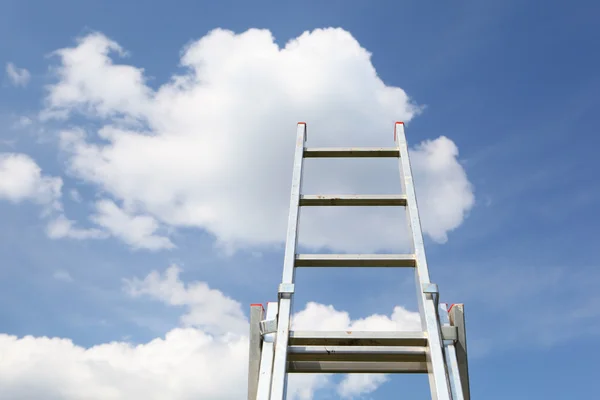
left=297, top=122, right=307, bottom=125
left=250, top=303, right=264, bottom=310
left=394, top=121, right=404, bottom=141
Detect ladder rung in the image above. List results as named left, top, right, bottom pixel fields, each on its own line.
left=289, top=331, right=427, bottom=346
left=287, top=361, right=427, bottom=374
left=300, top=194, right=407, bottom=206
left=303, top=147, right=400, bottom=158
left=287, top=346, right=427, bottom=362
left=295, top=254, right=416, bottom=267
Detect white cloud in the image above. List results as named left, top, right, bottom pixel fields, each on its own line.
left=16, top=116, right=33, bottom=127
left=0, top=328, right=249, bottom=400
left=290, top=302, right=421, bottom=398
left=42, top=28, right=474, bottom=252
left=46, top=214, right=107, bottom=240
left=69, top=188, right=82, bottom=202
left=0, top=265, right=420, bottom=399
left=410, top=136, right=474, bottom=243
left=0, top=152, right=170, bottom=248
left=124, top=264, right=247, bottom=335
left=0, top=152, right=62, bottom=211
left=292, top=301, right=421, bottom=331
left=90, top=199, right=174, bottom=251
left=337, top=374, right=389, bottom=398
left=5, top=62, right=31, bottom=87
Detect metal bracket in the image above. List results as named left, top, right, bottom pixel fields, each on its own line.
left=278, top=283, right=295, bottom=299
left=442, top=326, right=458, bottom=341
left=259, top=319, right=278, bottom=335
left=422, top=283, right=439, bottom=308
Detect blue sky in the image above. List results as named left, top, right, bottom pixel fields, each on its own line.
left=1, top=0, right=599, bottom=399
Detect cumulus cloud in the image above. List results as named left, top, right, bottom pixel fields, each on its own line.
left=0, top=151, right=169, bottom=249
left=292, top=301, right=421, bottom=331
left=0, top=265, right=420, bottom=399
left=0, top=152, right=62, bottom=211
left=0, top=328, right=250, bottom=400
left=338, top=374, right=389, bottom=398
left=5, top=62, right=31, bottom=87
left=89, top=199, right=174, bottom=251
left=46, top=200, right=172, bottom=250
left=411, top=136, right=474, bottom=243
left=41, top=28, right=474, bottom=252
left=124, top=264, right=246, bottom=335
left=46, top=214, right=108, bottom=240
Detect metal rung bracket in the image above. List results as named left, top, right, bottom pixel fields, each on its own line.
left=260, top=319, right=278, bottom=335
left=441, top=326, right=458, bottom=341
left=278, top=283, right=295, bottom=299
left=422, top=283, right=439, bottom=308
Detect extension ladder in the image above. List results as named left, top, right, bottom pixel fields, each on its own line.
left=248, top=122, right=470, bottom=400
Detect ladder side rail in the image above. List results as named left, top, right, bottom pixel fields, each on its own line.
left=248, top=304, right=265, bottom=400
left=269, top=122, right=307, bottom=399
left=395, top=122, right=453, bottom=400
left=256, top=302, right=279, bottom=400
left=440, top=303, right=465, bottom=400
left=449, top=304, right=470, bottom=400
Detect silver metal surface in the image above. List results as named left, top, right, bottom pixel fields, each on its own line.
left=288, top=330, right=427, bottom=346
left=269, top=123, right=307, bottom=400
left=248, top=304, right=264, bottom=400
left=441, top=326, right=458, bottom=341
left=300, top=194, right=407, bottom=206
left=254, top=121, right=469, bottom=399
left=422, top=283, right=439, bottom=294
left=423, top=282, right=440, bottom=309
left=260, top=319, right=278, bottom=335
left=449, top=304, right=470, bottom=400
left=395, top=122, right=453, bottom=400
left=288, top=361, right=428, bottom=374
left=278, top=283, right=295, bottom=296
left=256, top=302, right=278, bottom=400
left=440, top=303, right=465, bottom=400
left=295, top=253, right=416, bottom=267
left=303, top=147, right=400, bottom=158
left=288, top=345, right=427, bottom=362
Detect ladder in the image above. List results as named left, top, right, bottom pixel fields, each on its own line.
left=248, top=122, right=470, bottom=400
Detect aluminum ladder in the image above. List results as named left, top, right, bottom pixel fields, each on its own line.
left=248, top=122, right=470, bottom=400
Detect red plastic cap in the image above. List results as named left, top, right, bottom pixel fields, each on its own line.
left=250, top=303, right=264, bottom=309
left=394, top=122, right=404, bottom=140
left=297, top=122, right=307, bottom=125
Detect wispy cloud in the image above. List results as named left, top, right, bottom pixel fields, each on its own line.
left=5, top=63, right=31, bottom=87
left=443, top=264, right=600, bottom=355
left=52, top=270, right=74, bottom=283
